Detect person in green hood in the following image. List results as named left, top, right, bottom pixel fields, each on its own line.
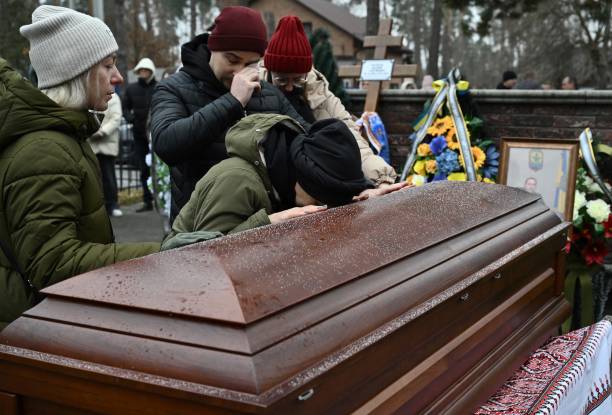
left=163, top=114, right=407, bottom=250
left=0, top=5, right=160, bottom=329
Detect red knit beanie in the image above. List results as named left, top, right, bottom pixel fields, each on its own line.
left=208, top=7, right=267, bottom=55
left=264, top=16, right=313, bottom=74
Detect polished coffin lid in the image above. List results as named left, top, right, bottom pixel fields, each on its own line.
left=0, top=182, right=567, bottom=409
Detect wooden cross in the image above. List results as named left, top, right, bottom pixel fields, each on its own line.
left=339, top=18, right=419, bottom=113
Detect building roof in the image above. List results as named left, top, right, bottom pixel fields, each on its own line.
left=296, top=0, right=365, bottom=40
left=248, top=0, right=366, bottom=41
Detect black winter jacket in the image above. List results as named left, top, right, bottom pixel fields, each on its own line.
left=151, top=34, right=309, bottom=222
left=123, top=77, right=157, bottom=142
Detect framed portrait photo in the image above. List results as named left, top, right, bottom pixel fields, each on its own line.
left=499, top=138, right=579, bottom=221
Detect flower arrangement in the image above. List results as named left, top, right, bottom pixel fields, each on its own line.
left=147, top=154, right=171, bottom=218
left=406, top=115, right=499, bottom=185
left=567, top=167, right=612, bottom=267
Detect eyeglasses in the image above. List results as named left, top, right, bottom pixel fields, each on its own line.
left=271, top=73, right=307, bottom=87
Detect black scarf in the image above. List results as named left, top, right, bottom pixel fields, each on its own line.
left=262, top=125, right=299, bottom=210
left=283, top=88, right=316, bottom=124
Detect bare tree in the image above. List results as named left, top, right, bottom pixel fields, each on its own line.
left=440, top=8, right=453, bottom=75
left=565, top=0, right=611, bottom=88
left=143, top=0, right=153, bottom=32
left=411, top=0, right=424, bottom=70
left=108, top=0, right=129, bottom=78
left=190, top=0, right=197, bottom=39
left=427, top=0, right=443, bottom=78
left=0, top=0, right=39, bottom=74
left=366, top=0, right=380, bottom=35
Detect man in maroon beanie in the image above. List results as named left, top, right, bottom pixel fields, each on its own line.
left=150, top=7, right=308, bottom=223
left=261, top=15, right=397, bottom=190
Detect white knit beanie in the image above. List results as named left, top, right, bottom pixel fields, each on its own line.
left=20, top=5, right=118, bottom=89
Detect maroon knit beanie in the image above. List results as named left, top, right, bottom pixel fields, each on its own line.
left=264, top=16, right=313, bottom=74
left=208, top=7, right=267, bottom=55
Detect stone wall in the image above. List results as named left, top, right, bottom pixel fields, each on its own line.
left=346, top=89, right=612, bottom=172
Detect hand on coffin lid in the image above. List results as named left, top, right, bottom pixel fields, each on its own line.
left=352, top=181, right=411, bottom=201
left=268, top=204, right=327, bottom=224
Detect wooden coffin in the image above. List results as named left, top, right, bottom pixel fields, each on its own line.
left=0, top=182, right=570, bottom=414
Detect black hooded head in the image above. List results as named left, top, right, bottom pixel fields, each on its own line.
left=261, top=124, right=300, bottom=211
left=290, top=119, right=373, bottom=207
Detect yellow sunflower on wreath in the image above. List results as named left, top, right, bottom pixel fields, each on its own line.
left=417, top=143, right=432, bottom=157
left=426, top=116, right=453, bottom=136
left=445, top=126, right=460, bottom=150
left=459, top=146, right=487, bottom=169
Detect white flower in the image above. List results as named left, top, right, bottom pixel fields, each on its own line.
left=410, top=175, right=426, bottom=186
left=583, top=175, right=595, bottom=188
left=574, top=190, right=587, bottom=210
left=586, top=199, right=611, bottom=223
left=573, top=206, right=581, bottom=222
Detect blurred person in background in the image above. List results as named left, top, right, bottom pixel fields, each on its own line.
left=123, top=57, right=157, bottom=212
left=421, top=74, right=435, bottom=91
left=89, top=91, right=123, bottom=217
left=496, top=70, right=517, bottom=89
left=516, top=71, right=541, bottom=90
left=561, top=75, right=578, bottom=90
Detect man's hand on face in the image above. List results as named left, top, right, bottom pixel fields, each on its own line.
left=268, top=205, right=327, bottom=225
left=230, top=66, right=261, bottom=107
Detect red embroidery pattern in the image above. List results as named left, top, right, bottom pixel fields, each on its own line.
left=583, top=376, right=611, bottom=414
left=475, top=321, right=610, bottom=415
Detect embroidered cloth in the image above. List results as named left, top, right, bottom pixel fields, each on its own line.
left=475, top=320, right=612, bottom=415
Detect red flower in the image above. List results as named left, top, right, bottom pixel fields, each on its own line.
left=581, top=240, right=608, bottom=266
left=604, top=214, right=612, bottom=239
left=580, top=228, right=593, bottom=241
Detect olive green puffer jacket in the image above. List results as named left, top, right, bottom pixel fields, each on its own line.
left=0, top=58, right=159, bottom=328
left=167, top=114, right=304, bottom=242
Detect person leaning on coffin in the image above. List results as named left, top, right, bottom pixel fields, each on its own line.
left=162, top=115, right=407, bottom=250
left=0, top=5, right=159, bottom=328
left=150, top=7, right=309, bottom=225
left=258, top=15, right=397, bottom=191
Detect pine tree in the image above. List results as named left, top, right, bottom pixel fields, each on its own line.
left=0, top=0, right=39, bottom=74
left=309, top=28, right=349, bottom=106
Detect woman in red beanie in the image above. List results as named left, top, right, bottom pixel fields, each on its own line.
left=261, top=15, right=398, bottom=190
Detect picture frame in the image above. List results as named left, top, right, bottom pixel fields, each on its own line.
left=499, top=138, right=579, bottom=221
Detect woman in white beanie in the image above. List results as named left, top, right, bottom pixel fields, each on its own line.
left=0, top=5, right=160, bottom=328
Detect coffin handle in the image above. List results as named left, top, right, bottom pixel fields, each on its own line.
left=297, top=388, right=315, bottom=401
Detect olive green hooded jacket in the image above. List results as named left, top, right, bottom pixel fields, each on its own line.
left=0, top=59, right=159, bottom=328
left=166, top=114, right=304, bottom=247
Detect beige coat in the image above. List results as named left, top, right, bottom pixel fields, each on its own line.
left=89, top=93, right=122, bottom=157
left=260, top=66, right=397, bottom=185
